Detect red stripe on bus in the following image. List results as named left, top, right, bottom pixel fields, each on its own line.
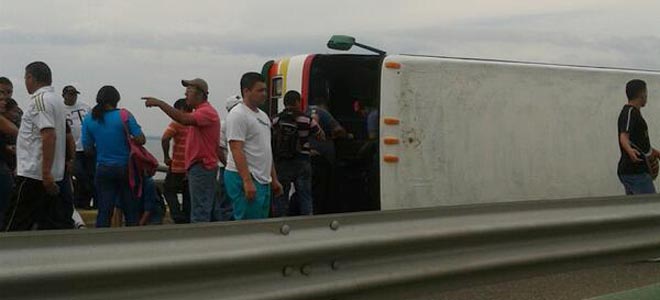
left=269, top=61, right=279, bottom=81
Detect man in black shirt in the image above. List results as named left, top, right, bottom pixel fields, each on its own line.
left=272, top=91, right=324, bottom=217
left=617, top=79, right=659, bottom=195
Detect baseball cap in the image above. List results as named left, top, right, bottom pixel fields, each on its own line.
left=62, top=85, right=80, bottom=94
left=225, top=95, right=242, bottom=112
left=181, top=78, right=209, bottom=95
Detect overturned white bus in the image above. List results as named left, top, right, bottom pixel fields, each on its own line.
left=262, top=36, right=660, bottom=213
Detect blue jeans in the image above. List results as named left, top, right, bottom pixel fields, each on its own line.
left=95, top=164, right=139, bottom=227
left=188, top=163, right=222, bottom=223
left=141, top=176, right=163, bottom=225
left=224, top=170, right=271, bottom=220
left=619, top=173, right=657, bottom=195
left=273, top=158, right=313, bottom=217
left=217, top=168, right=234, bottom=221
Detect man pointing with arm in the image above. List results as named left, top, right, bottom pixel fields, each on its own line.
left=143, top=78, right=224, bottom=223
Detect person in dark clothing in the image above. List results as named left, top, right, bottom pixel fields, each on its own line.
left=617, top=79, right=659, bottom=195
left=308, top=97, right=346, bottom=214
left=0, top=78, right=19, bottom=228
left=271, top=91, right=324, bottom=217
left=0, top=79, right=19, bottom=167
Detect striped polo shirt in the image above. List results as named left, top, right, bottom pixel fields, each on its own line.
left=272, top=109, right=322, bottom=156
left=162, top=121, right=189, bottom=174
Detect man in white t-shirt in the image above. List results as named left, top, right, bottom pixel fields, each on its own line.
left=62, top=85, right=94, bottom=209
left=224, top=73, right=282, bottom=220
left=3, top=61, right=74, bottom=231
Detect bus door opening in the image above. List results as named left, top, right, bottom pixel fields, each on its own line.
left=308, top=54, right=382, bottom=214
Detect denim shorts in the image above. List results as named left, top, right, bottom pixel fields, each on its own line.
left=618, top=173, right=657, bottom=195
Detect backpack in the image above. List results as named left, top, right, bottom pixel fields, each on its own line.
left=120, top=109, right=159, bottom=197
left=273, top=111, right=301, bottom=160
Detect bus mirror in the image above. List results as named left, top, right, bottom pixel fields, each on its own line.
left=327, top=35, right=387, bottom=56
left=327, top=35, right=356, bottom=51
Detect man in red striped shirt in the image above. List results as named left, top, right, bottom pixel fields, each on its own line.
left=161, top=98, right=192, bottom=223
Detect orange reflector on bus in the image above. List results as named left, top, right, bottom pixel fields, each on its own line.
left=384, top=137, right=400, bottom=145
left=384, top=155, right=400, bottom=163
left=385, top=62, right=402, bottom=69
left=384, top=118, right=400, bottom=125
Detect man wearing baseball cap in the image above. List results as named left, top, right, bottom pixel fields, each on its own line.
left=62, top=85, right=94, bottom=209
left=143, top=78, right=224, bottom=223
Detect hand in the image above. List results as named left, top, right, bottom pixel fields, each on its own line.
left=271, top=180, right=284, bottom=197
left=652, top=149, right=660, bottom=160
left=141, top=97, right=163, bottom=108
left=42, top=173, right=60, bottom=196
left=243, top=180, right=257, bottom=202
left=627, top=148, right=643, bottom=162
left=164, top=157, right=172, bottom=166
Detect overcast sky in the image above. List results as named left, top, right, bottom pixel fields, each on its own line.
left=1, top=0, right=659, bottom=136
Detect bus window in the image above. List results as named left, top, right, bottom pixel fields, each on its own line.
left=269, top=77, right=283, bottom=115
left=272, top=77, right=283, bottom=98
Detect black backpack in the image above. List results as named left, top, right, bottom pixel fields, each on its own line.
left=273, top=111, right=301, bottom=160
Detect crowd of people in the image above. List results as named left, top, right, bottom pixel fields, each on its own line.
left=3, top=60, right=650, bottom=233
left=0, top=62, right=347, bottom=231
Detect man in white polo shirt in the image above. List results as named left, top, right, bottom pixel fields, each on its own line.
left=3, top=61, right=73, bottom=231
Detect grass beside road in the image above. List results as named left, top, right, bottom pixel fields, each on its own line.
left=587, top=283, right=660, bottom=300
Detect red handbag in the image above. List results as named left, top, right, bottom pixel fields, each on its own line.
left=120, top=109, right=159, bottom=197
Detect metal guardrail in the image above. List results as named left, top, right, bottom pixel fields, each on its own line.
left=2, top=195, right=660, bottom=300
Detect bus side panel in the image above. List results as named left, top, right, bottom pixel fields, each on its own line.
left=380, top=60, right=406, bottom=208
left=266, top=55, right=310, bottom=116
left=380, top=55, right=660, bottom=210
